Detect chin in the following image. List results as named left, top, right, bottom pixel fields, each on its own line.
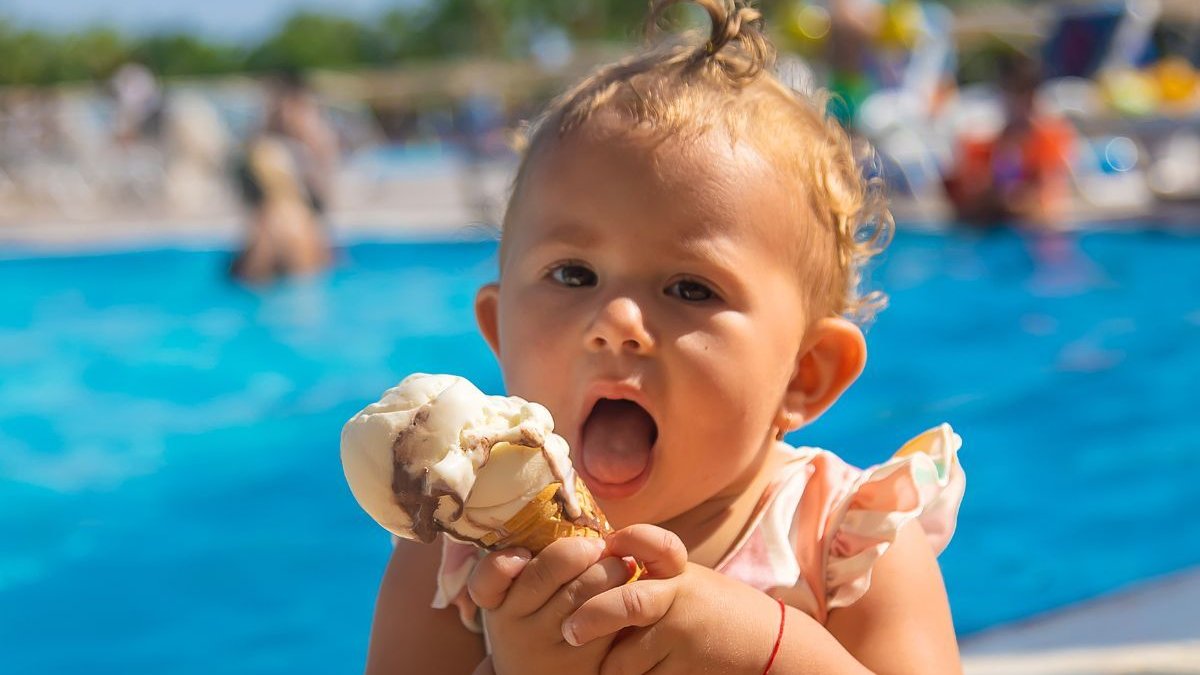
left=598, top=490, right=687, bottom=530
left=593, top=494, right=651, bottom=530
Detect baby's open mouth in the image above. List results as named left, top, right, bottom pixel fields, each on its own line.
left=580, top=398, right=658, bottom=492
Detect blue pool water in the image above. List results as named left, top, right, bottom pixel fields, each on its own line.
left=1, top=229, right=1198, bottom=673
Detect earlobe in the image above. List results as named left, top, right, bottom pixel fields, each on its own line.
left=778, top=317, right=866, bottom=431
left=475, top=283, right=501, bottom=357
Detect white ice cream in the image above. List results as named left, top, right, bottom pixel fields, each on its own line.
left=340, top=374, right=580, bottom=545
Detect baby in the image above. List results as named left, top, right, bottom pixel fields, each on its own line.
left=367, top=1, right=965, bottom=673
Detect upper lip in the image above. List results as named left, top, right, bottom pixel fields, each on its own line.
left=576, top=380, right=658, bottom=443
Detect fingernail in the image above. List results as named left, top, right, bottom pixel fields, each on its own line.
left=586, top=537, right=607, bottom=553
left=500, top=549, right=530, bottom=571
left=562, top=620, right=581, bottom=647
left=623, top=556, right=641, bottom=581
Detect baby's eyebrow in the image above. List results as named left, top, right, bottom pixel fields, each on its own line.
left=532, top=222, right=601, bottom=249
left=525, top=221, right=741, bottom=273
left=672, top=234, right=741, bottom=269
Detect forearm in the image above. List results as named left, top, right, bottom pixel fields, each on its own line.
left=772, top=606, right=873, bottom=675
left=691, top=567, right=873, bottom=674
left=366, top=545, right=488, bottom=675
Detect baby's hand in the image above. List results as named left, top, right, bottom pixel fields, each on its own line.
left=468, top=537, right=632, bottom=675
left=563, top=524, right=780, bottom=675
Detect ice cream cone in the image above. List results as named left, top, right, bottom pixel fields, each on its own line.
left=479, top=477, right=610, bottom=552
left=479, top=476, right=646, bottom=582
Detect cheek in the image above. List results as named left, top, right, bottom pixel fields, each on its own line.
left=497, top=294, right=578, bottom=393
left=670, top=325, right=789, bottom=438
left=673, top=320, right=783, bottom=398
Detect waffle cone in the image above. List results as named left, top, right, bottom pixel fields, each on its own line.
left=478, top=477, right=610, bottom=554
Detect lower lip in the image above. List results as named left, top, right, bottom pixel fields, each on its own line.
left=576, top=445, right=654, bottom=499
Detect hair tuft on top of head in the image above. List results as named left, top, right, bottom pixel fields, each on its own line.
left=645, top=0, right=774, bottom=85
left=502, top=0, right=892, bottom=326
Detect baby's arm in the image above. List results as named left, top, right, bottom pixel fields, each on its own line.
left=822, top=519, right=962, bottom=674
left=365, top=540, right=486, bottom=675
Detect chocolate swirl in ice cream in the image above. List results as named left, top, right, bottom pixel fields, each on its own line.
left=342, top=373, right=593, bottom=548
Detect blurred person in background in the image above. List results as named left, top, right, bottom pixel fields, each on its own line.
left=258, top=68, right=339, bottom=218
left=824, top=0, right=934, bottom=124
left=944, top=51, right=1075, bottom=230
left=230, top=70, right=337, bottom=282
left=826, top=0, right=881, bottom=125
left=109, top=62, right=165, bottom=146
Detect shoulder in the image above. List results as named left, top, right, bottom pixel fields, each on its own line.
left=366, top=540, right=486, bottom=675
left=823, top=519, right=962, bottom=673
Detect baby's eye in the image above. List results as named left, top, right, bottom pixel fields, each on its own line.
left=549, top=264, right=597, bottom=288
left=666, top=279, right=716, bottom=302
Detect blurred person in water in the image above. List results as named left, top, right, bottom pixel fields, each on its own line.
left=231, top=70, right=337, bottom=282
left=944, top=52, right=1075, bottom=230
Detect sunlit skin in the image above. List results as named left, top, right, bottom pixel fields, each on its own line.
left=366, top=117, right=961, bottom=675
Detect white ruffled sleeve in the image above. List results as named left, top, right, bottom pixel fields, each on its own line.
left=430, top=536, right=486, bottom=633
left=822, top=424, right=965, bottom=611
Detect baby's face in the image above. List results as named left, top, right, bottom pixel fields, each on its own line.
left=480, top=124, right=812, bottom=527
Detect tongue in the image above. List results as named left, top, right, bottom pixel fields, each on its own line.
left=581, top=399, right=655, bottom=485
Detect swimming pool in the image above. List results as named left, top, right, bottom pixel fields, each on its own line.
left=1, top=229, right=1197, bottom=673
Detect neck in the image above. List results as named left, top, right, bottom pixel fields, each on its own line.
left=658, top=434, right=784, bottom=568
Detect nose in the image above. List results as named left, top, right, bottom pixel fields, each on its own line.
left=585, top=296, right=655, bottom=355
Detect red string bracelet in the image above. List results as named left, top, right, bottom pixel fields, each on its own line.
left=762, top=597, right=786, bottom=674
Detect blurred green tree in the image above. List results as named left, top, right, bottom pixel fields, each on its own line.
left=0, top=22, right=60, bottom=85
left=4, top=1, right=968, bottom=86
left=132, top=34, right=244, bottom=78
left=245, top=12, right=381, bottom=71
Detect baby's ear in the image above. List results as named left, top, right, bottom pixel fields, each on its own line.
left=475, top=283, right=501, bottom=357
left=777, top=317, right=866, bottom=433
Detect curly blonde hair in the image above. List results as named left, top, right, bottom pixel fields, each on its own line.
left=502, top=0, right=892, bottom=323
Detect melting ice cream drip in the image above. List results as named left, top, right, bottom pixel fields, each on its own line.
left=390, top=407, right=582, bottom=542
left=341, top=373, right=588, bottom=547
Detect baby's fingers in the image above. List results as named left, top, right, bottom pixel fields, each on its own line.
left=506, top=536, right=607, bottom=617
left=468, top=548, right=531, bottom=610
left=561, top=579, right=676, bottom=647
left=541, top=555, right=633, bottom=624
left=605, top=524, right=687, bottom=579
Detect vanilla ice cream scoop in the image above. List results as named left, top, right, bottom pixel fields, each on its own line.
left=341, top=374, right=602, bottom=548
